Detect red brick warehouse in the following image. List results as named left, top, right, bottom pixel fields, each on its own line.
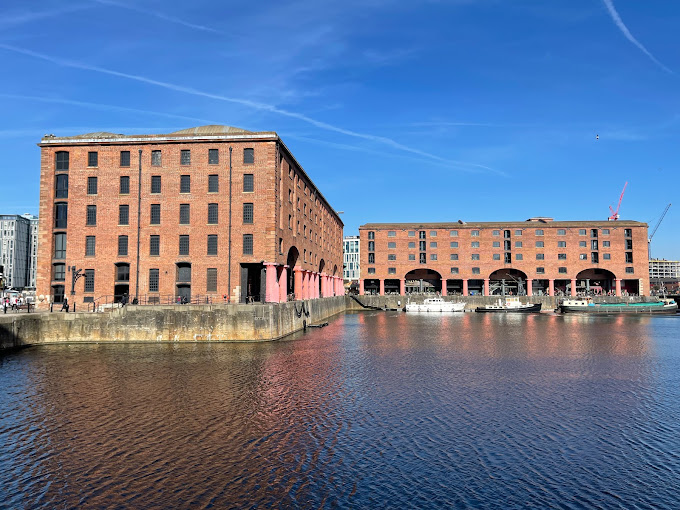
left=359, top=219, right=650, bottom=297
left=37, top=125, right=344, bottom=307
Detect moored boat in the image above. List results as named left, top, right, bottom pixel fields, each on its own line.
left=559, top=297, right=678, bottom=314
left=475, top=296, right=542, bottom=313
left=405, top=297, right=465, bottom=312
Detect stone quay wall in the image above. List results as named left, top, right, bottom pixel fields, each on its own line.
left=0, top=296, right=346, bottom=350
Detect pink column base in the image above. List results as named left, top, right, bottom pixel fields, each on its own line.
left=264, top=263, right=279, bottom=303
left=359, top=279, right=365, bottom=295
left=379, top=279, right=385, bottom=296
left=527, top=278, right=532, bottom=297
left=462, top=279, right=469, bottom=296
left=484, top=279, right=490, bottom=297
left=294, top=267, right=303, bottom=301
left=571, top=279, right=577, bottom=297
left=615, top=278, right=622, bottom=297
left=548, top=279, right=555, bottom=297
left=279, top=266, right=288, bottom=302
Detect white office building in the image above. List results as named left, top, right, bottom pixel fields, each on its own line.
left=649, top=259, right=680, bottom=280
left=343, top=235, right=360, bottom=281
left=0, top=214, right=38, bottom=290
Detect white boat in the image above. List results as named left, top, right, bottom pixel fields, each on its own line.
left=405, top=297, right=465, bottom=312
left=475, top=296, right=542, bottom=313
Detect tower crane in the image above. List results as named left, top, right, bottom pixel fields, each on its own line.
left=648, top=203, right=671, bottom=260
left=608, top=182, right=628, bottom=221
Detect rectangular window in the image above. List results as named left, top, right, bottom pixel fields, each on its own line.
left=120, top=150, right=130, bottom=167
left=120, top=176, right=130, bottom=194
left=408, top=231, right=415, bottom=237
left=419, top=231, right=426, bottom=239
left=207, top=235, right=218, bottom=255
left=471, top=241, right=480, bottom=248
left=536, top=267, right=545, bottom=274
left=207, top=268, right=217, bottom=292
left=515, top=230, right=523, bottom=236
left=118, top=235, right=128, bottom=256
left=409, top=254, right=415, bottom=261
left=53, top=263, right=66, bottom=281
left=493, top=241, right=500, bottom=248
left=450, top=241, right=458, bottom=248
left=493, top=253, right=500, bottom=260
left=504, top=240, right=511, bottom=251
left=208, top=174, right=219, bottom=193
left=450, top=254, right=458, bottom=260
left=558, top=267, right=568, bottom=274
left=471, top=230, right=480, bottom=237
left=150, top=204, right=161, bottom=225
left=430, top=231, right=437, bottom=237
left=55, top=202, right=68, bottom=228
left=603, top=253, right=611, bottom=260
left=55, top=174, right=69, bottom=198
left=625, top=229, right=632, bottom=238
left=579, top=254, right=588, bottom=260
left=180, top=150, right=191, bottom=165
left=151, top=175, right=161, bottom=193
left=149, top=269, right=159, bottom=292
left=504, top=253, right=511, bottom=263
left=150, top=235, right=160, bottom=256
left=368, top=241, right=375, bottom=251
left=625, top=252, right=633, bottom=263
left=179, top=235, right=190, bottom=255
left=450, top=267, right=459, bottom=274
left=242, top=203, right=253, bottom=224
left=602, top=229, right=610, bottom=235
left=535, top=229, right=544, bottom=236
left=419, top=241, right=426, bottom=251
left=557, top=229, right=566, bottom=236
left=180, top=175, right=191, bottom=193
left=430, top=242, right=438, bottom=248
left=591, top=252, right=599, bottom=263
left=388, top=254, right=397, bottom=261
left=492, top=230, right=500, bottom=237
left=515, top=253, right=523, bottom=260
left=208, top=149, right=219, bottom=165
left=472, top=267, right=480, bottom=275
left=430, top=254, right=437, bottom=261
left=179, top=204, right=190, bottom=225
left=84, top=269, right=95, bottom=292
left=243, top=234, right=253, bottom=255
left=603, top=241, right=610, bottom=248
left=208, top=203, right=219, bottom=224
left=243, top=174, right=254, bottom=192
left=85, top=236, right=96, bottom=256
left=471, top=254, right=480, bottom=260
left=535, top=241, right=544, bottom=248
left=591, top=229, right=598, bottom=238
left=450, top=230, right=458, bottom=237
left=367, top=268, right=376, bottom=274
left=536, top=253, right=544, bottom=260
left=591, top=240, right=598, bottom=250
left=86, top=205, right=97, bottom=226
left=151, top=150, right=161, bottom=166
left=579, top=241, right=587, bottom=248
left=55, top=151, right=69, bottom=171
left=88, top=151, right=98, bottom=167
left=116, top=264, right=130, bottom=282
left=408, top=242, right=416, bottom=249
left=368, top=253, right=375, bottom=264
left=388, top=231, right=396, bottom=237
left=119, top=205, right=129, bottom=225
left=558, top=241, right=566, bottom=248
left=625, top=239, right=633, bottom=250
left=558, top=253, right=567, bottom=260
left=579, top=229, right=586, bottom=236
left=388, top=242, right=397, bottom=249
left=368, top=231, right=375, bottom=240
left=420, top=253, right=426, bottom=264
left=515, top=241, right=523, bottom=248
left=243, top=148, right=254, bottom=164
left=388, top=267, right=396, bottom=274
left=626, top=267, right=634, bottom=274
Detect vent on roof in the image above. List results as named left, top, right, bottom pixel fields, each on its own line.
left=527, top=217, right=554, bottom=223
left=458, top=219, right=466, bottom=224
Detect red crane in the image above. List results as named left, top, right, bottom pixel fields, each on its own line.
left=608, top=182, right=628, bottom=221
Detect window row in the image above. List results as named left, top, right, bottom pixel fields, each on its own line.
left=369, top=240, right=622, bottom=250
left=54, top=148, right=255, bottom=171
left=366, top=228, right=623, bottom=239
left=367, top=252, right=624, bottom=263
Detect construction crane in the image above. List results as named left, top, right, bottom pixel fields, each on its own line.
left=648, top=203, right=671, bottom=259
left=608, top=182, right=628, bottom=221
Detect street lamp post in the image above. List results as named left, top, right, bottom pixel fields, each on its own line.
left=70, top=265, right=84, bottom=296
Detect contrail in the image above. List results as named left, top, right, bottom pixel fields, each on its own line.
left=91, top=0, right=222, bottom=34
left=0, top=44, right=498, bottom=173
left=1, top=4, right=91, bottom=27
left=601, top=0, right=673, bottom=74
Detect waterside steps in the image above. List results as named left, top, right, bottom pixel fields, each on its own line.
left=349, top=294, right=400, bottom=311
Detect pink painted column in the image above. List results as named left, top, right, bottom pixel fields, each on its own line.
left=526, top=278, right=532, bottom=296
left=484, top=278, right=490, bottom=297
left=462, top=279, right=469, bottom=296
left=379, top=279, right=385, bottom=296
left=323, top=274, right=328, bottom=297
left=305, top=271, right=311, bottom=299
left=335, top=277, right=340, bottom=296
left=301, top=271, right=308, bottom=300
left=400, top=278, right=405, bottom=295
left=294, top=267, right=303, bottom=300
left=265, top=263, right=279, bottom=303
left=548, top=279, right=555, bottom=297
left=314, top=273, right=320, bottom=299
left=360, top=279, right=365, bottom=295
left=570, top=279, right=577, bottom=297
left=615, top=278, right=622, bottom=296
left=279, top=265, right=288, bottom=302
left=441, top=280, right=447, bottom=296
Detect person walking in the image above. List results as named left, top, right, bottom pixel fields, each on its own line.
left=61, top=297, right=69, bottom=312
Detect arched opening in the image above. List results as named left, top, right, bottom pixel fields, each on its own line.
left=286, top=246, right=299, bottom=297
left=489, top=268, right=528, bottom=296
left=576, top=268, right=616, bottom=295
left=404, top=268, right=442, bottom=294
left=318, top=259, right=325, bottom=296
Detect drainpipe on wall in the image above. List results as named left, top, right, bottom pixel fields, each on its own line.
left=135, top=149, right=142, bottom=302
left=227, top=146, right=232, bottom=303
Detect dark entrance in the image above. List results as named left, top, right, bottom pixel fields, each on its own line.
left=363, top=279, right=380, bottom=294
left=240, top=263, right=264, bottom=303
left=176, top=284, right=191, bottom=303
left=384, top=279, right=400, bottom=294
left=404, top=269, right=442, bottom=293
left=489, top=268, right=528, bottom=296
left=114, top=263, right=130, bottom=303
left=286, top=247, right=299, bottom=298
left=176, top=262, right=191, bottom=303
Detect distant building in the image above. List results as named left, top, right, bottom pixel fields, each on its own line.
left=359, top=218, right=650, bottom=296
left=0, top=214, right=38, bottom=290
left=37, top=126, right=344, bottom=306
left=649, top=259, right=680, bottom=292
left=343, top=235, right=360, bottom=282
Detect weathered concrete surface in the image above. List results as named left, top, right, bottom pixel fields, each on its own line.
left=347, top=294, right=660, bottom=312
left=0, top=297, right=346, bottom=349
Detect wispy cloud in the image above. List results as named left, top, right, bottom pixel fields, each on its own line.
left=0, top=44, right=500, bottom=174
left=90, top=0, right=222, bottom=34
left=0, top=4, right=91, bottom=28
left=601, top=0, right=673, bottom=74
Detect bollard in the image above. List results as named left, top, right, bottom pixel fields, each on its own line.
left=73, top=302, right=76, bottom=313
left=50, top=302, right=54, bottom=313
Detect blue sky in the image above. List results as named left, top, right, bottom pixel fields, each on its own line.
left=1, top=0, right=678, bottom=258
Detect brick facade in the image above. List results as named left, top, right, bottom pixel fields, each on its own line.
left=37, top=126, right=343, bottom=307
left=359, top=220, right=649, bottom=297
